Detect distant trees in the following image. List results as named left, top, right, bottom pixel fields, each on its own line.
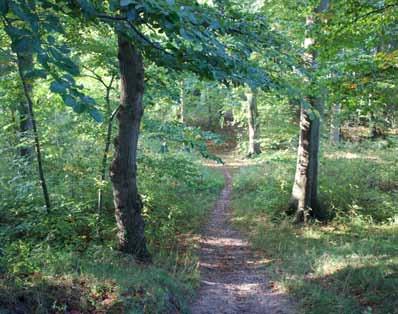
left=246, top=87, right=261, bottom=157
left=1, top=0, right=271, bottom=260
left=4, top=15, right=51, bottom=211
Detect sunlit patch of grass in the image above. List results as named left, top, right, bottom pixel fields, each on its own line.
left=231, top=144, right=398, bottom=314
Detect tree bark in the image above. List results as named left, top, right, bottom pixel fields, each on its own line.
left=110, top=33, right=150, bottom=262
left=178, top=80, right=185, bottom=123
left=289, top=0, right=329, bottom=223
left=330, top=103, right=340, bottom=145
left=246, top=87, right=261, bottom=157
left=16, top=53, right=51, bottom=212
left=17, top=53, right=34, bottom=158
left=97, top=74, right=116, bottom=213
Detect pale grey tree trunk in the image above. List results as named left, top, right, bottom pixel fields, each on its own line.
left=110, top=33, right=150, bottom=262
left=178, top=80, right=185, bottom=123
left=290, top=0, right=329, bottom=223
left=330, top=103, right=340, bottom=145
left=246, top=87, right=261, bottom=157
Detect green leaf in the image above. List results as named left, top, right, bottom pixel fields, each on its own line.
left=180, top=28, right=193, bottom=41
left=109, top=0, right=119, bottom=10
left=127, top=9, right=137, bottom=21
left=76, top=0, right=96, bottom=17
left=89, top=108, right=103, bottom=122
left=11, top=37, right=36, bottom=54
left=120, top=0, right=134, bottom=7
left=0, top=0, right=8, bottom=14
left=49, top=47, right=80, bottom=76
left=37, top=52, right=49, bottom=66
left=81, top=95, right=95, bottom=106
left=50, top=81, right=68, bottom=93
left=25, top=69, right=47, bottom=79
left=64, top=95, right=77, bottom=108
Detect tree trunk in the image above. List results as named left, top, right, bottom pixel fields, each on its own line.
left=246, top=87, right=261, bottom=157
left=97, top=75, right=116, bottom=213
left=178, top=80, right=185, bottom=123
left=17, top=53, right=34, bottom=158
left=330, top=103, right=340, bottom=145
left=16, top=52, right=51, bottom=212
left=110, top=33, right=150, bottom=262
left=289, top=0, right=329, bottom=223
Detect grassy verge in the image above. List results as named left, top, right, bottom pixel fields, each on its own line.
left=231, top=143, right=398, bottom=314
left=0, top=153, right=224, bottom=314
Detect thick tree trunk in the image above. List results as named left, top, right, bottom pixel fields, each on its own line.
left=16, top=53, right=51, bottom=212
left=289, top=0, right=329, bottom=223
left=246, top=87, right=261, bottom=157
left=110, top=34, right=150, bottom=262
left=17, top=53, right=34, bottom=158
left=330, top=103, right=340, bottom=145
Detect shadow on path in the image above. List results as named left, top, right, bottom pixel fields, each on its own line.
left=190, top=166, right=296, bottom=314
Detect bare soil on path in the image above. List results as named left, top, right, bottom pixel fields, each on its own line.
left=190, top=166, right=295, bottom=314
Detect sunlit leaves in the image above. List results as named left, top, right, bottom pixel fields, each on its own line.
left=1, top=0, right=103, bottom=122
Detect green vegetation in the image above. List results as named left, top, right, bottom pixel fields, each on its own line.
left=1, top=0, right=397, bottom=313
left=1, top=142, right=223, bottom=312
left=232, top=143, right=398, bottom=314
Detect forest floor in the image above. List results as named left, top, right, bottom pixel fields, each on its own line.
left=190, top=162, right=296, bottom=314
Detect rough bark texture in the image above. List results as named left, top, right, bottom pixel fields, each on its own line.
left=246, top=87, right=261, bottom=157
left=110, top=34, right=150, bottom=262
left=290, top=0, right=329, bottom=223
left=330, top=103, right=340, bottom=145
left=17, top=53, right=34, bottom=158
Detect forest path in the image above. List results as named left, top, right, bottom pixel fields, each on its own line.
left=190, top=165, right=295, bottom=314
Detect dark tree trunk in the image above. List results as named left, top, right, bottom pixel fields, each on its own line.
left=16, top=52, right=51, bottom=212
left=17, top=53, right=34, bottom=158
left=291, top=100, right=323, bottom=222
left=110, top=34, right=150, bottom=262
left=289, top=0, right=329, bottom=223
left=246, top=87, right=261, bottom=157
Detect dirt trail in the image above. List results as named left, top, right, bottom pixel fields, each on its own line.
left=190, top=167, right=295, bottom=314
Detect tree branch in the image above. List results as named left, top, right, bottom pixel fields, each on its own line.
left=352, top=3, right=398, bottom=24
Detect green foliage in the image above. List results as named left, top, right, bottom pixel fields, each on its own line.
left=0, top=143, right=223, bottom=312
left=231, top=143, right=398, bottom=314
left=1, top=0, right=398, bottom=313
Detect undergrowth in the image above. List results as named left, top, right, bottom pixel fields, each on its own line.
left=231, top=142, right=398, bottom=314
left=0, top=151, right=224, bottom=314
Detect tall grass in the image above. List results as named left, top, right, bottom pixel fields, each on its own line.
left=231, top=142, right=398, bottom=314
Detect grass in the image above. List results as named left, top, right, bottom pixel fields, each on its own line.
left=231, top=142, right=398, bottom=314
left=0, top=154, right=225, bottom=314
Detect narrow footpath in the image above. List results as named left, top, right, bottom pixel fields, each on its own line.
left=190, top=167, right=295, bottom=314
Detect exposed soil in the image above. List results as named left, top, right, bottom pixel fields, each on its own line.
left=190, top=167, right=295, bottom=314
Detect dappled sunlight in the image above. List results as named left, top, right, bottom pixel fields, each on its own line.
left=192, top=166, right=296, bottom=313
left=324, top=151, right=382, bottom=161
